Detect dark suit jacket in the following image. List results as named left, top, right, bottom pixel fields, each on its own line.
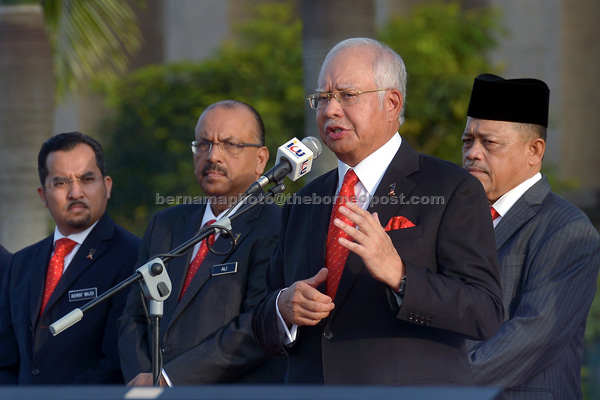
left=468, top=177, right=600, bottom=399
left=0, top=244, right=12, bottom=284
left=0, top=213, right=140, bottom=384
left=253, top=140, right=504, bottom=385
left=118, top=201, right=284, bottom=384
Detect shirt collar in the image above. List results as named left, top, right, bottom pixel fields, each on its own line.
left=491, top=172, right=542, bottom=218
left=337, top=133, right=402, bottom=195
left=203, top=198, right=245, bottom=226
left=53, top=219, right=99, bottom=247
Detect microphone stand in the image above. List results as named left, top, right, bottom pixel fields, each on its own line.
left=49, top=182, right=286, bottom=386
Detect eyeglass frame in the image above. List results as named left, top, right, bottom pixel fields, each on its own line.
left=306, top=88, right=390, bottom=109
left=190, top=139, right=263, bottom=155
left=40, top=175, right=104, bottom=190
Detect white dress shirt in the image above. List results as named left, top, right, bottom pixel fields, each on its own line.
left=490, top=173, right=542, bottom=228
left=52, top=221, right=98, bottom=272
left=162, top=198, right=245, bottom=387
left=277, top=133, right=403, bottom=344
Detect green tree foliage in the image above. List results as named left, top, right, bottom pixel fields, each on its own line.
left=102, top=2, right=303, bottom=235
left=378, top=1, right=503, bottom=163
left=102, top=1, right=503, bottom=235
left=43, top=0, right=143, bottom=100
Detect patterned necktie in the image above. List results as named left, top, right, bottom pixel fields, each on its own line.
left=41, top=238, right=77, bottom=315
left=180, top=219, right=216, bottom=300
left=326, top=169, right=359, bottom=299
left=490, top=206, right=500, bottom=221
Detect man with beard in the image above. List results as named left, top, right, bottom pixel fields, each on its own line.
left=0, top=132, right=140, bottom=384
left=118, top=100, right=284, bottom=385
left=463, top=74, right=600, bottom=398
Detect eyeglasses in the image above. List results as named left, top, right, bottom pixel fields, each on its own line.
left=191, top=140, right=263, bottom=156
left=42, top=176, right=101, bottom=190
left=307, top=88, right=390, bottom=109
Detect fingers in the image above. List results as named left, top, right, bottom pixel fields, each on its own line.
left=305, top=267, right=329, bottom=289
left=127, top=373, right=153, bottom=386
left=333, top=203, right=405, bottom=288
left=339, top=203, right=379, bottom=234
left=333, top=204, right=375, bottom=245
left=278, top=274, right=334, bottom=326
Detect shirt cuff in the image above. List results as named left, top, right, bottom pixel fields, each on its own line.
left=275, top=288, right=298, bottom=345
left=161, top=368, right=173, bottom=387
left=390, top=275, right=407, bottom=307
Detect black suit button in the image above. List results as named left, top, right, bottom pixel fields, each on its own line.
left=420, top=317, right=426, bottom=324
left=425, top=319, right=431, bottom=325
left=323, top=332, right=333, bottom=340
left=408, top=313, right=414, bottom=320
left=31, top=368, right=40, bottom=376
left=162, top=347, right=171, bottom=354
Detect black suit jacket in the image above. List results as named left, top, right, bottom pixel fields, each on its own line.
left=0, top=214, right=140, bottom=384
left=253, top=140, right=504, bottom=385
left=118, top=201, right=284, bottom=384
left=468, top=178, right=600, bottom=399
left=0, top=244, right=12, bottom=285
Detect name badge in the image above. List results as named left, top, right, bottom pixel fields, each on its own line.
left=68, top=288, right=98, bottom=302
left=212, top=262, right=238, bottom=276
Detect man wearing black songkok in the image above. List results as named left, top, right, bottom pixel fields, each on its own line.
left=462, top=73, right=600, bottom=399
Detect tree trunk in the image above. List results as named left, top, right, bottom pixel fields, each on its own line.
left=0, top=5, right=55, bottom=252
left=301, top=0, right=376, bottom=175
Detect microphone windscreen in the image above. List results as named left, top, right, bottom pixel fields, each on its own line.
left=301, top=137, right=322, bottom=159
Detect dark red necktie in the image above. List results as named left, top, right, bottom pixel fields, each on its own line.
left=490, top=206, right=500, bottom=221
left=41, top=238, right=77, bottom=315
left=326, top=169, right=359, bottom=299
left=180, top=219, right=216, bottom=300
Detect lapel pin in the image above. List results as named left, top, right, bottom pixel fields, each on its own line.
left=87, top=249, right=96, bottom=260
left=388, top=183, right=396, bottom=196
left=234, top=233, right=241, bottom=243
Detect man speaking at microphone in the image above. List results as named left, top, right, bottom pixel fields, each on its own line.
left=118, top=100, right=285, bottom=385
left=253, top=38, right=504, bottom=385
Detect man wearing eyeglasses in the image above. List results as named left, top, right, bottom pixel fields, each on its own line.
left=118, top=100, right=284, bottom=385
left=252, top=38, right=503, bottom=385
left=0, top=132, right=140, bottom=384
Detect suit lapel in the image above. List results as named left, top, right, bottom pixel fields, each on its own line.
left=170, top=213, right=254, bottom=322
left=494, top=178, right=551, bottom=250
left=30, top=237, right=54, bottom=329
left=308, top=170, right=337, bottom=284
left=42, top=214, right=115, bottom=316
left=333, top=141, right=419, bottom=307
left=161, top=205, right=205, bottom=333
left=166, top=200, right=266, bottom=330
left=366, top=142, right=419, bottom=228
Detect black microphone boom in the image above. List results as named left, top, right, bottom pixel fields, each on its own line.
left=245, top=160, right=292, bottom=195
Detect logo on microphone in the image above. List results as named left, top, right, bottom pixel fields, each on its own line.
left=286, top=141, right=306, bottom=158
left=300, top=160, right=309, bottom=175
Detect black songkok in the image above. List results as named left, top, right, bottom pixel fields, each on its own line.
left=467, top=73, right=550, bottom=127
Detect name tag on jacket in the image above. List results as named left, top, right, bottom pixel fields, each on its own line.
left=212, top=262, right=238, bottom=276
left=68, top=288, right=98, bottom=302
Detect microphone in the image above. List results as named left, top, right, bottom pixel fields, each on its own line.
left=245, top=137, right=322, bottom=195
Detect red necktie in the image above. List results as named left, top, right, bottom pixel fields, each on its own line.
left=180, top=219, right=216, bottom=300
left=490, top=206, right=500, bottom=221
left=326, top=169, right=359, bottom=299
left=41, top=238, right=77, bottom=315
